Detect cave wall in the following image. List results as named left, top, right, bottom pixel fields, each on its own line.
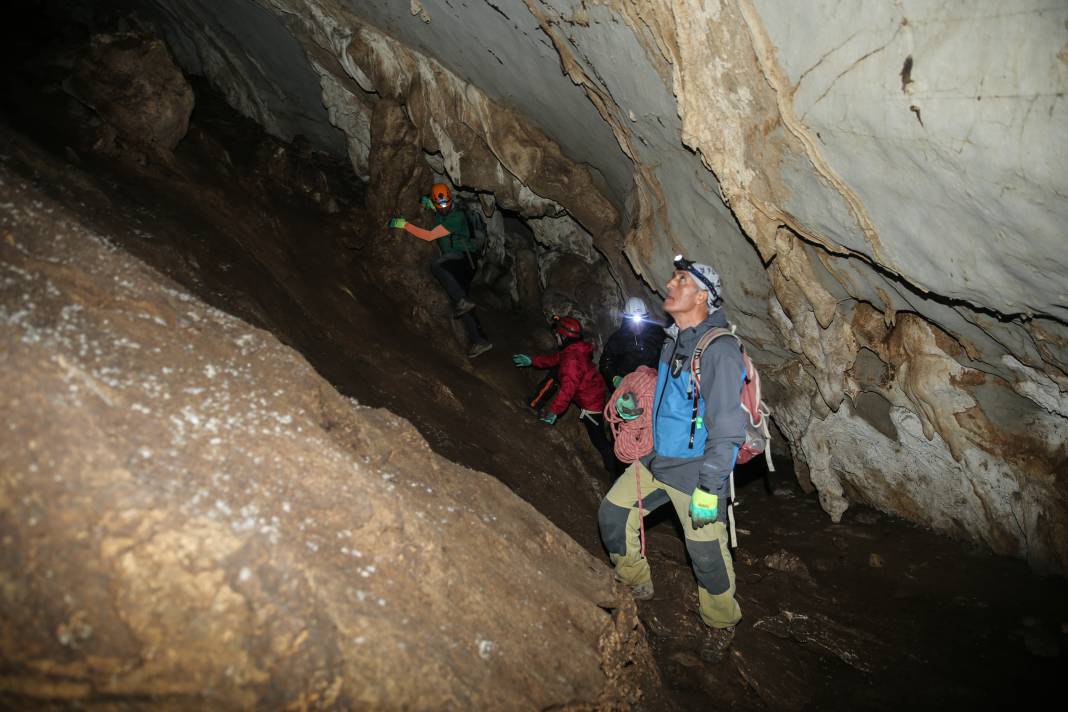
left=130, top=0, right=1066, bottom=572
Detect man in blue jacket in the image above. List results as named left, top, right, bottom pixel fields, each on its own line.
left=597, top=255, right=747, bottom=663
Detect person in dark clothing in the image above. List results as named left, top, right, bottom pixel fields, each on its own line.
left=599, top=297, right=665, bottom=389
left=513, top=316, right=616, bottom=474
left=389, top=182, right=492, bottom=359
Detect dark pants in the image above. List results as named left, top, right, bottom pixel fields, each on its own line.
left=581, top=411, right=619, bottom=477
left=430, top=252, right=487, bottom=344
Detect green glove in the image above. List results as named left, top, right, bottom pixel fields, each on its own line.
left=388, top=217, right=407, bottom=229
left=615, top=392, right=642, bottom=420
left=540, top=412, right=557, bottom=425
left=420, top=196, right=434, bottom=210
left=612, top=375, right=623, bottom=388
left=512, top=354, right=532, bottom=367
left=689, top=488, right=719, bottom=528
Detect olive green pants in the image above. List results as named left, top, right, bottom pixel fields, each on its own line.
left=598, top=463, right=742, bottom=629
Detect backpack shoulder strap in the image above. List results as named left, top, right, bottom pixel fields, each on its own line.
left=693, top=325, right=737, bottom=353
left=691, top=324, right=741, bottom=390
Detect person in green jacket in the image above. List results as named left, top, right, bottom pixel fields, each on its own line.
left=389, top=182, right=492, bottom=358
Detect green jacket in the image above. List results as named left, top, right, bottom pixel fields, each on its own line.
left=434, top=208, right=473, bottom=256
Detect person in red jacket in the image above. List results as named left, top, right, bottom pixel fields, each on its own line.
left=513, top=316, right=616, bottom=476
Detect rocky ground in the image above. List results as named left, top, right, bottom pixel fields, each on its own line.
left=1, top=29, right=1066, bottom=710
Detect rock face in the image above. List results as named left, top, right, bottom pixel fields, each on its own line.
left=0, top=168, right=656, bottom=707
left=127, top=0, right=1067, bottom=573
left=68, top=32, right=194, bottom=156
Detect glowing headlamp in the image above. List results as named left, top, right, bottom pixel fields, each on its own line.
left=672, top=254, right=722, bottom=308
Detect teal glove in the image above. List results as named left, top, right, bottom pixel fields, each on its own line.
left=612, top=375, right=623, bottom=388
left=388, top=217, right=407, bottom=229
left=540, top=412, right=557, bottom=425
left=615, top=392, right=642, bottom=420
left=512, top=354, right=532, bottom=367
left=689, top=488, right=719, bottom=528
left=420, top=196, right=434, bottom=210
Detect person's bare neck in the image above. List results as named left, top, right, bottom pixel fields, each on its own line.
left=672, top=306, right=708, bottom=330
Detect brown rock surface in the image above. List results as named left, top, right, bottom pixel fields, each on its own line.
left=0, top=168, right=656, bottom=707
left=68, top=32, right=194, bottom=157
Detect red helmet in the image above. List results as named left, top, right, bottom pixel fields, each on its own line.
left=552, top=315, right=582, bottom=339
left=430, top=182, right=452, bottom=211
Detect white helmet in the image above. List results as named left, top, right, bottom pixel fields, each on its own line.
left=623, top=297, right=649, bottom=321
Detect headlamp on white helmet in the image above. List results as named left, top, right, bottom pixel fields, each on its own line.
left=623, top=296, right=649, bottom=323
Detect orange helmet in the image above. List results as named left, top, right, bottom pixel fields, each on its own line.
left=552, top=315, right=582, bottom=339
left=430, top=182, right=452, bottom=211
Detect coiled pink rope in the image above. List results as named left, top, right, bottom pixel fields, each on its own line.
left=603, top=365, right=657, bottom=559
left=603, top=366, right=657, bottom=463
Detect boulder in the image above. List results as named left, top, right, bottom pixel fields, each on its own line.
left=68, top=32, right=194, bottom=156
left=0, top=164, right=657, bottom=708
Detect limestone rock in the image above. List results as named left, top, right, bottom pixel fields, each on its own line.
left=0, top=165, right=657, bottom=709
left=68, top=32, right=194, bottom=156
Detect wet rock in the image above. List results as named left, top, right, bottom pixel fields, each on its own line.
left=67, top=32, right=193, bottom=158
left=0, top=168, right=658, bottom=708
left=754, top=610, right=883, bottom=673
left=733, top=634, right=816, bottom=712
left=763, top=549, right=814, bottom=584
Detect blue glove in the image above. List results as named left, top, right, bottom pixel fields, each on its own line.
left=388, top=217, right=407, bottom=229
left=540, top=412, right=557, bottom=425
left=615, top=392, right=642, bottom=420
left=689, top=488, right=719, bottom=528
left=512, top=354, right=532, bottom=367
left=420, top=196, right=434, bottom=210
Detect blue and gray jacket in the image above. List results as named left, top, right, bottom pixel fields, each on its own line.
left=640, top=310, right=747, bottom=502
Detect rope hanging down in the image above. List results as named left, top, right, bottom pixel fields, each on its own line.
left=604, top=366, right=658, bottom=559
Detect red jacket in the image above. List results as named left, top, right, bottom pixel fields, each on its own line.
left=531, top=340, right=606, bottom=416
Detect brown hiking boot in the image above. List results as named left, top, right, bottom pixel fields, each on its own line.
left=699, top=625, right=735, bottom=663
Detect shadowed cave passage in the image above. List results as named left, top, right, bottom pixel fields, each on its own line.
left=1, top=1, right=1066, bottom=710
